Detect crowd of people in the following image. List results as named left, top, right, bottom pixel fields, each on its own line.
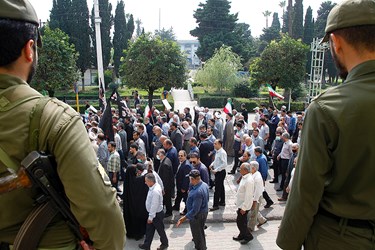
left=81, top=97, right=305, bottom=249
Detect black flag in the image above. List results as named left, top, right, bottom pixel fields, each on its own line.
left=99, top=91, right=115, bottom=142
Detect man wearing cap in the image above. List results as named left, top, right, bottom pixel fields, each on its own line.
left=176, top=169, right=209, bottom=250
left=0, top=1, right=125, bottom=249
left=277, top=0, right=375, bottom=248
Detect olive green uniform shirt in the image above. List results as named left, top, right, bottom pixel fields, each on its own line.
left=276, top=60, right=375, bottom=249
left=0, top=74, right=126, bottom=249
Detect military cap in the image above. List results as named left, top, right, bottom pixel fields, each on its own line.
left=322, top=0, right=375, bottom=43
left=0, top=0, right=42, bottom=47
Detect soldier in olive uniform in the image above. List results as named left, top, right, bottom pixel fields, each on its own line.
left=277, top=0, right=375, bottom=249
left=0, top=0, right=125, bottom=249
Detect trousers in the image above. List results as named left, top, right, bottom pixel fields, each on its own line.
left=236, top=209, right=253, bottom=241
left=143, top=211, right=168, bottom=248
left=213, top=170, right=226, bottom=207
left=189, top=212, right=208, bottom=250
left=305, top=213, right=375, bottom=250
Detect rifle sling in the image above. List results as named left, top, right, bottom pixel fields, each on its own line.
left=13, top=201, right=59, bottom=250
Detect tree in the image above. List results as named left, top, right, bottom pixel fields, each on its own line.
left=282, top=9, right=289, bottom=33
left=135, top=18, right=143, bottom=37
left=31, top=26, right=79, bottom=97
left=126, top=14, right=135, bottom=42
left=303, top=6, right=314, bottom=45
left=195, top=46, right=242, bottom=93
left=113, top=0, right=127, bottom=77
left=155, top=27, right=177, bottom=41
left=50, top=0, right=71, bottom=34
left=250, top=34, right=308, bottom=97
left=190, top=0, right=238, bottom=61
left=120, top=34, right=187, bottom=110
left=287, top=0, right=293, bottom=36
left=292, top=0, right=304, bottom=40
left=70, top=0, right=91, bottom=90
left=262, top=10, right=272, bottom=28
left=303, top=6, right=314, bottom=74
left=231, top=23, right=256, bottom=64
left=314, top=1, right=336, bottom=38
left=279, top=1, right=286, bottom=15
left=260, top=13, right=281, bottom=46
left=91, top=0, right=113, bottom=69
left=314, top=2, right=337, bottom=84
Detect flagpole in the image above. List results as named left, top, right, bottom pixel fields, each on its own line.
left=288, top=88, right=291, bottom=111
left=270, top=96, right=276, bottom=111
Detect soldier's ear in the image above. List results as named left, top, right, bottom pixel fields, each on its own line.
left=23, top=39, right=36, bottom=63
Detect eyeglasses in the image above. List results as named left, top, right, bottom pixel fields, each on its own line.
left=190, top=161, right=197, bottom=164
left=178, top=155, right=184, bottom=157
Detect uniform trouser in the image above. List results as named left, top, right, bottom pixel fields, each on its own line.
left=143, top=211, right=169, bottom=248
left=163, top=190, right=173, bottom=214
left=279, top=159, right=289, bottom=190
left=174, top=190, right=188, bottom=211
left=236, top=209, right=253, bottom=240
left=213, top=170, right=226, bottom=207
left=304, top=213, right=375, bottom=250
left=190, top=212, right=208, bottom=250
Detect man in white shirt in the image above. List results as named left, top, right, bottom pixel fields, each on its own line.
left=209, top=139, right=228, bottom=211
left=244, top=137, right=256, bottom=161
left=133, top=131, right=146, bottom=154
left=247, top=161, right=267, bottom=231
left=233, top=163, right=255, bottom=245
left=139, top=173, right=169, bottom=250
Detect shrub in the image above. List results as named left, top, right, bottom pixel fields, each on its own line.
left=232, top=80, right=259, bottom=98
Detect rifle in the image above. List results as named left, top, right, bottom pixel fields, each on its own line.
left=0, top=151, right=93, bottom=250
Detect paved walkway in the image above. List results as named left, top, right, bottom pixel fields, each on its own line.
left=124, top=221, right=282, bottom=250
left=122, top=113, right=287, bottom=249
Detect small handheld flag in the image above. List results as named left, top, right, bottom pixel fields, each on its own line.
left=267, top=84, right=284, bottom=100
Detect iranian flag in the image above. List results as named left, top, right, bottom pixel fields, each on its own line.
left=144, top=102, right=152, bottom=118
left=267, top=84, right=284, bottom=100
left=223, top=101, right=232, bottom=114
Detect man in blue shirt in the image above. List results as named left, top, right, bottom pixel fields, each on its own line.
left=254, top=147, right=274, bottom=208
left=177, top=169, right=209, bottom=250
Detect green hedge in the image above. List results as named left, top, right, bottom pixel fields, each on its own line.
left=198, top=95, right=305, bottom=111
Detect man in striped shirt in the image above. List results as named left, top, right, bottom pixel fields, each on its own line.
left=107, top=141, right=121, bottom=191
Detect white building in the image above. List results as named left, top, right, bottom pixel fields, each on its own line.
left=177, top=40, right=201, bottom=69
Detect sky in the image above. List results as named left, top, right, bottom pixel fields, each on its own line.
left=29, top=0, right=338, bottom=39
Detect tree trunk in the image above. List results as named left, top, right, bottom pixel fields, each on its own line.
left=148, top=88, right=154, bottom=113
left=81, top=71, right=85, bottom=91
